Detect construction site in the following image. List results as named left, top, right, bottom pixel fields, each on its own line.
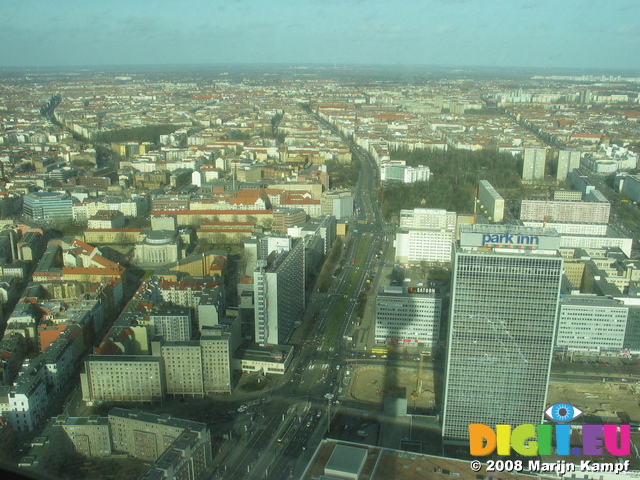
left=347, top=362, right=640, bottom=424
left=346, top=353, right=437, bottom=411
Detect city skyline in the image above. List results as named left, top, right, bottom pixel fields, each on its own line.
left=1, top=0, right=639, bottom=71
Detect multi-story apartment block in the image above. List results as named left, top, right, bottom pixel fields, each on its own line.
left=521, top=221, right=608, bottom=236
left=272, top=208, right=308, bottom=233
left=200, top=326, right=236, bottom=394
left=155, top=278, right=221, bottom=307
left=477, top=180, right=505, bottom=223
left=154, top=341, right=204, bottom=396
left=298, top=215, right=337, bottom=254
left=520, top=199, right=610, bottom=224
left=553, top=190, right=582, bottom=201
left=399, top=208, right=457, bottom=230
left=380, top=160, right=431, bottom=183
left=63, top=407, right=214, bottom=479
left=108, top=407, right=210, bottom=463
left=254, top=239, right=305, bottom=346
left=5, top=362, right=49, bottom=432
left=61, top=416, right=112, bottom=457
left=615, top=173, right=640, bottom=204
left=72, top=196, right=149, bottom=222
left=559, top=235, right=633, bottom=258
left=149, top=306, right=192, bottom=342
left=81, top=356, right=165, bottom=404
left=395, top=229, right=454, bottom=264
left=195, top=287, right=226, bottom=331
left=320, top=190, right=354, bottom=220
left=395, top=208, right=456, bottom=264
left=522, top=146, right=547, bottom=181
left=86, top=210, right=126, bottom=230
left=374, top=286, right=441, bottom=348
left=557, top=149, right=582, bottom=181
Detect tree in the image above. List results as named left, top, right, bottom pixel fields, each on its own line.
left=381, top=147, right=521, bottom=218
left=0, top=426, right=16, bottom=462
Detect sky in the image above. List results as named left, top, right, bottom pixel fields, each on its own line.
left=1, top=0, right=639, bottom=71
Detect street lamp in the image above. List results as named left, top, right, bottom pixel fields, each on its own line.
left=325, top=393, right=335, bottom=434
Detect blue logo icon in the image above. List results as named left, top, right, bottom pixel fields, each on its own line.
left=545, top=403, right=583, bottom=422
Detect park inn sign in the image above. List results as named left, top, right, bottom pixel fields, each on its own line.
left=482, top=232, right=540, bottom=249
left=458, top=224, right=562, bottom=251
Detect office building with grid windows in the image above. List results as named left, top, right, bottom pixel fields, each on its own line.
left=442, top=224, right=563, bottom=444
left=374, top=286, right=441, bottom=348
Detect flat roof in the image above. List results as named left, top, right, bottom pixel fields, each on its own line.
left=301, top=440, right=542, bottom=480
left=325, top=444, right=367, bottom=477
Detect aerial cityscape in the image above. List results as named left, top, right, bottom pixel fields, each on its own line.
left=2, top=1, right=640, bottom=480
left=0, top=62, right=638, bottom=480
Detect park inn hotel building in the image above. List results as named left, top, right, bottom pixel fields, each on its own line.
left=442, top=224, right=564, bottom=444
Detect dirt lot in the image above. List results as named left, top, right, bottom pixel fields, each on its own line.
left=347, top=365, right=435, bottom=408
left=548, top=379, right=640, bottom=422
left=348, top=365, right=640, bottom=422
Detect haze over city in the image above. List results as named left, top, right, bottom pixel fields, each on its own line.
left=1, top=0, right=640, bottom=70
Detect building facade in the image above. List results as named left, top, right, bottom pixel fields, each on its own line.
left=556, top=296, right=628, bottom=353
left=520, top=199, right=610, bottom=224
left=557, top=149, right=582, bottom=181
left=23, top=192, right=73, bottom=223
left=81, top=356, right=165, bottom=404
left=394, top=229, right=454, bottom=264
left=254, top=239, right=305, bottom=346
left=477, top=180, right=505, bottom=223
left=374, top=286, right=441, bottom=347
left=522, top=146, right=546, bottom=181
left=442, top=225, right=563, bottom=444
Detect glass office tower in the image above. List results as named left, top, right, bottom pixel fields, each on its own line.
left=442, top=225, right=563, bottom=444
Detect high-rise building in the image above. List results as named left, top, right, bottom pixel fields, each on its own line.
left=149, top=306, right=192, bottom=341
left=477, top=180, right=505, bottom=223
left=395, top=208, right=457, bottom=264
left=442, top=224, right=563, bottom=444
left=399, top=208, right=456, bottom=230
left=254, top=239, right=305, bottom=346
left=556, top=149, right=582, bottom=181
left=522, top=147, right=546, bottom=181
left=81, top=355, right=165, bottom=404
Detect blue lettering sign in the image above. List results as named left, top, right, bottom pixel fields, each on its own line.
left=482, top=233, right=540, bottom=247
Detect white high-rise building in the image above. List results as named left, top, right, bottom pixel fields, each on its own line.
left=395, top=208, right=456, bottom=264
left=557, top=149, right=582, bottom=181
left=399, top=208, right=457, bottom=230
left=254, top=240, right=305, bottom=346
left=522, top=147, right=546, bottom=181
left=395, top=230, right=454, bottom=264
left=442, top=224, right=563, bottom=444
left=477, top=180, right=505, bottom=223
